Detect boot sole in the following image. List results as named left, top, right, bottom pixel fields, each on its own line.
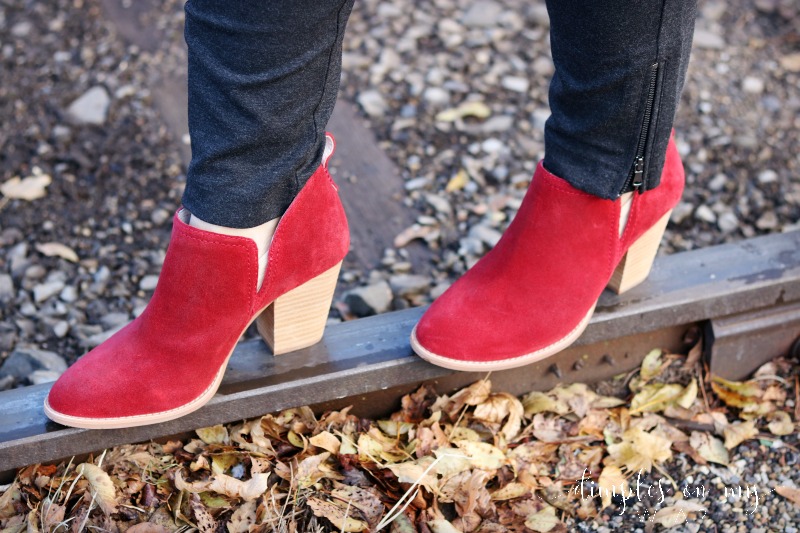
left=43, top=261, right=342, bottom=429
left=409, top=302, right=595, bottom=372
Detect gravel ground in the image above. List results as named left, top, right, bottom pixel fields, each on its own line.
left=0, top=0, right=798, bottom=464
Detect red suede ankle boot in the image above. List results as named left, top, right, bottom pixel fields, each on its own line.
left=45, top=133, right=349, bottom=428
left=411, top=137, right=685, bottom=371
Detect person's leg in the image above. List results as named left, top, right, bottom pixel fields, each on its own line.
left=44, top=1, right=355, bottom=429
left=181, top=0, right=355, bottom=229
left=411, top=0, right=697, bottom=370
left=544, top=0, right=697, bottom=198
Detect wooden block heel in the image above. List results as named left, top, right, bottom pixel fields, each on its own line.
left=607, top=209, right=672, bottom=294
left=257, top=261, right=342, bottom=355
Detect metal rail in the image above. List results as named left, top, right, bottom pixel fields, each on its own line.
left=1, top=230, right=799, bottom=478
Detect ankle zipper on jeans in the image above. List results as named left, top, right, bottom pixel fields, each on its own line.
left=620, top=62, right=660, bottom=196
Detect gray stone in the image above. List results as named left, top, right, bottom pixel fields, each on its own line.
left=344, top=280, right=393, bottom=317
left=531, top=108, right=550, bottom=130
left=718, top=211, right=739, bottom=233
left=139, top=275, right=159, bottom=291
left=423, top=87, right=450, bottom=106
left=52, top=321, right=70, bottom=338
left=469, top=224, right=503, bottom=248
left=11, top=21, right=32, bottom=37
left=693, top=28, right=725, bottom=50
left=0, top=347, right=67, bottom=382
left=0, top=274, right=13, bottom=302
left=695, top=204, right=717, bottom=224
left=101, top=312, right=130, bottom=329
left=389, top=274, right=430, bottom=297
left=481, top=138, right=504, bottom=154
left=670, top=202, right=694, bottom=224
left=29, top=370, right=62, bottom=385
left=480, top=115, right=513, bottom=133
left=708, top=173, right=727, bottom=191
left=461, top=1, right=503, bottom=28
left=742, top=76, right=765, bottom=94
left=425, top=194, right=453, bottom=215
left=756, top=212, right=778, bottom=230
left=59, top=285, right=78, bottom=302
left=67, top=86, right=111, bottom=125
left=430, top=282, right=452, bottom=300
left=357, top=90, right=388, bottom=118
left=757, top=169, right=778, bottom=184
left=84, top=323, right=127, bottom=348
left=501, top=75, right=530, bottom=93
left=531, top=57, right=554, bottom=76
left=33, top=280, right=65, bottom=303
left=526, top=4, right=550, bottom=27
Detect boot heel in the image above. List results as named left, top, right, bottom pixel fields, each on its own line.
left=257, top=261, right=342, bottom=355
left=607, top=210, right=672, bottom=294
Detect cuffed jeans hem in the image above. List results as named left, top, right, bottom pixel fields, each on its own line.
left=180, top=154, right=322, bottom=228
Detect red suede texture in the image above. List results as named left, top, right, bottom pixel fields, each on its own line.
left=414, top=138, right=684, bottom=363
left=47, top=153, right=349, bottom=420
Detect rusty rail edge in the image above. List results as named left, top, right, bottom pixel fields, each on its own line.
left=1, top=231, right=799, bottom=474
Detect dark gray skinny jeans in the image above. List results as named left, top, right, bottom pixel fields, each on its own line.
left=182, top=0, right=697, bottom=228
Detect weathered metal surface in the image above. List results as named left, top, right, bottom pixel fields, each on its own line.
left=708, top=301, right=800, bottom=380
left=1, top=231, right=799, bottom=477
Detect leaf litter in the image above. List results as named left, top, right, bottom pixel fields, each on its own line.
left=2, top=345, right=800, bottom=532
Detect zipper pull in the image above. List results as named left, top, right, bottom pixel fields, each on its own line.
left=631, top=156, right=645, bottom=191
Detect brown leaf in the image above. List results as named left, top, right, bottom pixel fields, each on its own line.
left=767, top=411, right=795, bottom=436
left=226, top=500, right=257, bottom=533
left=307, top=496, right=369, bottom=532
left=723, top=420, right=758, bottom=449
left=126, top=524, right=170, bottom=533
left=776, top=486, right=800, bottom=507
left=780, top=53, right=800, bottom=72
left=190, top=494, right=218, bottom=533
left=331, top=482, right=385, bottom=528
left=689, top=431, right=729, bottom=465
left=77, top=463, right=118, bottom=515
left=175, top=471, right=268, bottom=501
left=196, top=424, right=229, bottom=445
left=652, top=500, right=707, bottom=527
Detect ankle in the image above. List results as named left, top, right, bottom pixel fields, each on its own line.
left=188, top=213, right=279, bottom=290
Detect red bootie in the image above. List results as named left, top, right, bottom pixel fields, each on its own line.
left=45, top=134, right=350, bottom=428
left=411, top=137, right=685, bottom=371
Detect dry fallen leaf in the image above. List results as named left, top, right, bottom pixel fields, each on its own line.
left=196, top=424, right=229, bottom=445
left=652, top=500, right=707, bottom=527
left=776, top=486, right=800, bottom=507
left=126, top=524, right=170, bottom=533
left=722, top=420, right=758, bottom=449
left=307, top=496, right=369, bottom=532
left=606, top=427, right=673, bottom=473
left=689, top=432, right=729, bottom=466
left=309, top=430, right=341, bottom=454
left=77, top=463, right=118, bottom=515
left=597, top=465, right=628, bottom=510
left=434, top=101, right=491, bottom=122
left=0, top=171, right=52, bottom=201
left=767, top=411, right=794, bottom=436
left=445, top=169, right=469, bottom=192
left=35, top=242, right=79, bottom=263
left=175, top=471, right=268, bottom=501
left=780, top=53, right=800, bottom=72
left=525, top=504, right=561, bottom=532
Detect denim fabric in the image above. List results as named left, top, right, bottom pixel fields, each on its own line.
left=544, top=0, right=697, bottom=198
left=182, top=0, right=696, bottom=227
left=181, top=0, right=355, bottom=228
